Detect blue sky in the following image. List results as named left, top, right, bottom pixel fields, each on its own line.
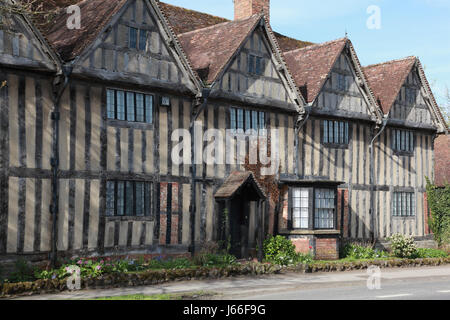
left=163, top=0, right=450, bottom=105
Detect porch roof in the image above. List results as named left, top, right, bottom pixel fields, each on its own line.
left=214, top=171, right=267, bottom=200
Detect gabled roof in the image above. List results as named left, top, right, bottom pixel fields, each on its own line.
left=283, top=37, right=383, bottom=122
left=363, top=57, right=416, bottom=114
left=40, top=0, right=128, bottom=62
left=363, top=57, right=447, bottom=131
left=177, top=14, right=261, bottom=85
left=30, top=0, right=203, bottom=92
left=175, top=14, right=306, bottom=111
left=158, top=1, right=314, bottom=53
left=283, top=38, right=348, bottom=104
left=214, top=171, right=266, bottom=200
left=434, top=134, right=450, bottom=187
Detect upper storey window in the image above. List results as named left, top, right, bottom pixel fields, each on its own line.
left=337, top=74, right=348, bottom=91
left=107, top=89, right=154, bottom=124
left=322, top=120, right=349, bottom=146
left=129, top=27, right=138, bottom=49
left=392, top=129, right=414, bottom=154
left=129, top=27, right=147, bottom=51
left=405, top=88, right=417, bottom=105
left=230, top=107, right=266, bottom=135
left=248, top=54, right=264, bottom=76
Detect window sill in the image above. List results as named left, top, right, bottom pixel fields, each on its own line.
left=280, top=229, right=341, bottom=236
left=392, top=216, right=416, bottom=220
left=105, top=216, right=154, bottom=222
left=322, top=143, right=349, bottom=150
left=107, top=119, right=154, bottom=130
left=393, top=151, right=414, bottom=157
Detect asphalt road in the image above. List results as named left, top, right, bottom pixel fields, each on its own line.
left=235, top=274, right=450, bottom=300
left=10, top=265, right=450, bottom=300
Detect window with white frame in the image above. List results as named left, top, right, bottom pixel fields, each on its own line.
left=289, top=187, right=337, bottom=230
left=106, top=181, right=153, bottom=217
left=107, top=89, right=154, bottom=124
left=393, top=192, right=415, bottom=217
left=292, top=188, right=309, bottom=229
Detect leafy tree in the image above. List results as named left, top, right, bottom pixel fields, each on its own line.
left=426, top=177, right=450, bottom=247
left=444, top=87, right=450, bottom=127
left=0, top=0, right=58, bottom=28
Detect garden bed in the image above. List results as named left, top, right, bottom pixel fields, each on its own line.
left=1, top=257, right=450, bottom=299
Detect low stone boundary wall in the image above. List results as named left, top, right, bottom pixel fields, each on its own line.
left=1, top=257, right=449, bottom=298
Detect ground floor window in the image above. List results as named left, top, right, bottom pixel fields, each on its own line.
left=314, top=189, right=336, bottom=229
left=292, top=188, right=309, bottom=229
left=393, top=192, right=415, bottom=217
left=290, top=187, right=336, bottom=230
left=106, top=181, right=153, bottom=217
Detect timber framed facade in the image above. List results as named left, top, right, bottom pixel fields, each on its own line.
left=0, top=0, right=447, bottom=264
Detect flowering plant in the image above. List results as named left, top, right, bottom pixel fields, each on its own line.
left=389, top=234, right=418, bottom=259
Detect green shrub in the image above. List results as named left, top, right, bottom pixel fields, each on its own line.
left=263, top=235, right=313, bottom=266
left=35, top=257, right=149, bottom=281
left=413, top=248, right=448, bottom=259
left=389, top=234, right=418, bottom=258
left=7, top=259, right=36, bottom=283
left=264, top=235, right=297, bottom=266
left=33, top=254, right=238, bottom=282
left=342, top=243, right=389, bottom=260
left=147, top=257, right=194, bottom=270
left=192, top=253, right=237, bottom=267
left=295, top=252, right=314, bottom=264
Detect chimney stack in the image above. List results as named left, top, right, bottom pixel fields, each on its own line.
left=234, top=0, right=270, bottom=22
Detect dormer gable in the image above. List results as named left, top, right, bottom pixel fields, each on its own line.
left=0, top=2, right=58, bottom=72
left=284, top=38, right=382, bottom=122
left=364, top=57, right=447, bottom=132
left=42, top=0, right=201, bottom=93
left=177, top=15, right=304, bottom=112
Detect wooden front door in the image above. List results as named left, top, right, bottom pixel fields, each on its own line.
left=229, top=195, right=250, bottom=259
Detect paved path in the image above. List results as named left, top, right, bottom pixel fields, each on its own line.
left=9, top=265, right=450, bottom=300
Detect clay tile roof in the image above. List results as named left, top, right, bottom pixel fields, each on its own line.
left=158, top=2, right=229, bottom=35
left=40, top=0, right=128, bottom=61
left=273, top=32, right=314, bottom=52
left=434, top=134, right=450, bottom=187
left=177, top=14, right=261, bottom=84
left=159, top=1, right=313, bottom=53
left=214, top=171, right=266, bottom=199
left=283, top=38, right=348, bottom=103
left=363, top=57, right=416, bottom=114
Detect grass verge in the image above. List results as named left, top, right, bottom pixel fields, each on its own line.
left=93, top=291, right=214, bottom=300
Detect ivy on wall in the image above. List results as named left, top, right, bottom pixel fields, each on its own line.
left=426, top=177, right=450, bottom=247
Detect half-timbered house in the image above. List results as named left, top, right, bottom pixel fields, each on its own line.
left=0, top=0, right=447, bottom=265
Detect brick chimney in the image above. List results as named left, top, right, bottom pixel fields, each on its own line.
left=234, top=0, right=270, bottom=22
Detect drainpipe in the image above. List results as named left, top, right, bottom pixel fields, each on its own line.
left=369, top=115, right=388, bottom=245
left=189, top=88, right=210, bottom=257
left=294, top=108, right=310, bottom=177
left=50, top=65, right=72, bottom=268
